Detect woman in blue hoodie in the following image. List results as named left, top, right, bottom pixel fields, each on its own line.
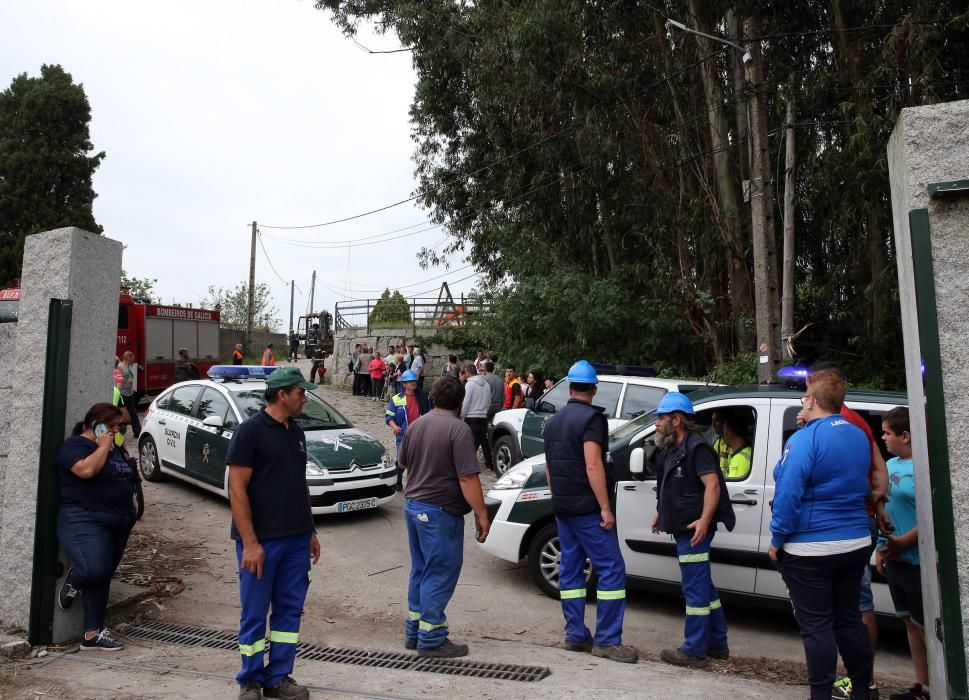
left=769, top=373, right=873, bottom=700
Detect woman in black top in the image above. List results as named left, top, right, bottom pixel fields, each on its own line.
left=56, top=403, right=142, bottom=651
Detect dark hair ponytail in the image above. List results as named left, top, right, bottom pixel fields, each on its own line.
left=72, top=421, right=85, bottom=436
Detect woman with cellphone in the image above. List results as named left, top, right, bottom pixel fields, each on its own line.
left=56, top=403, right=143, bottom=651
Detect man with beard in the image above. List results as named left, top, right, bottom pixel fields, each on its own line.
left=651, top=392, right=735, bottom=668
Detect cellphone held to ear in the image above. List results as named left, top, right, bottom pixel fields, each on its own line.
left=94, top=423, right=108, bottom=439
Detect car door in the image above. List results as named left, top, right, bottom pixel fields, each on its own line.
left=520, top=380, right=569, bottom=458
left=186, top=387, right=235, bottom=487
left=615, top=397, right=770, bottom=595
left=155, top=384, right=202, bottom=470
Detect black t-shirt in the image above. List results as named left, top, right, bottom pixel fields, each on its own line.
left=226, top=409, right=314, bottom=541
left=57, top=436, right=140, bottom=515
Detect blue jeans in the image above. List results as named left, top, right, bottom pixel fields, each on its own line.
left=404, top=499, right=464, bottom=650
left=675, top=532, right=728, bottom=658
left=556, top=513, right=627, bottom=646
left=57, top=506, right=135, bottom=632
left=236, top=532, right=312, bottom=688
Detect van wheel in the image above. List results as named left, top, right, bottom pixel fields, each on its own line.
left=139, top=436, right=165, bottom=482
left=493, top=435, right=520, bottom=476
left=527, top=523, right=595, bottom=600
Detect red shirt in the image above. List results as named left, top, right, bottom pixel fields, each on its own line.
left=405, top=394, right=421, bottom=427
left=841, top=405, right=877, bottom=516
left=369, top=359, right=386, bottom=379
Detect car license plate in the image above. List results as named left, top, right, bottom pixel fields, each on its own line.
left=337, top=497, right=378, bottom=513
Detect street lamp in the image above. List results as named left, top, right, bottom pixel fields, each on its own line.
left=664, top=19, right=751, bottom=63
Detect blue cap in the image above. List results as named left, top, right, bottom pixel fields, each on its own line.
left=566, top=360, right=598, bottom=385
left=655, top=391, right=694, bottom=416
left=401, top=369, right=419, bottom=383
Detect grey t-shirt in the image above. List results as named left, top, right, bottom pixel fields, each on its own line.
left=483, top=373, right=504, bottom=408
left=399, top=409, right=480, bottom=515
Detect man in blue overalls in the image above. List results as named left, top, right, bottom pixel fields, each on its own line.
left=652, top=392, right=735, bottom=667
left=543, top=360, right=637, bottom=664
left=227, top=367, right=321, bottom=700
left=385, top=369, right=432, bottom=491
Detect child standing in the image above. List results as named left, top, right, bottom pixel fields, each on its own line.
left=876, top=406, right=929, bottom=700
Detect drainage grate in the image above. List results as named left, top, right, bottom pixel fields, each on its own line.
left=124, top=622, right=550, bottom=682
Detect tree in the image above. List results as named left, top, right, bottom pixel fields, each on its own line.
left=200, top=282, right=280, bottom=332
left=121, top=270, right=159, bottom=302
left=369, top=289, right=411, bottom=327
left=0, top=64, right=105, bottom=285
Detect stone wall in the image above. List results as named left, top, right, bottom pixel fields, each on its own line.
left=330, top=327, right=471, bottom=386
left=0, top=323, right=15, bottom=545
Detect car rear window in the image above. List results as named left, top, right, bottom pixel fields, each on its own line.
left=620, top=385, right=667, bottom=419
left=593, top=381, right=622, bottom=417
left=231, top=389, right=351, bottom=430
left=166, top=385, right=202, bottom=416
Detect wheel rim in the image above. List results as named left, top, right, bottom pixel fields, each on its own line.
left=495, top=444, right=512, bottom=475
left=140, top=440, right=157, bottom=477
left=539, top=536, right=592, bottom=591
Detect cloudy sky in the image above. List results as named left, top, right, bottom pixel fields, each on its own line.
left=1, top=1, right=478, bottom=329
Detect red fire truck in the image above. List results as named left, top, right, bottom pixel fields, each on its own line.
left=0, top=285, right=221, bottom=394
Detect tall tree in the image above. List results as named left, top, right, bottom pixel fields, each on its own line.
left=121, top=270, right=159, bottom=303
left=0, top=64, right=105, bottom=284
left=200, top=282, right=280, bottom=333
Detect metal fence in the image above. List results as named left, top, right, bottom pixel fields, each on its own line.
left=334, top=296, right=491, bottom=334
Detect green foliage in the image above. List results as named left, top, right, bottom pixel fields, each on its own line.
left=0, top=65, right=105, bottom=285
left=705, top=352, right=759, bottom=386
left=121, top=270, right=159, bottom=303
left=200, top=281, right=280, bottom=333
left=369, top=289, right=411, bottom=327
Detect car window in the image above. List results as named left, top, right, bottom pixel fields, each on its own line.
left=695, top=405, right=758, bottom=481
left=620, top=385, right=667, bottom=419
left=196, top=388, right=232, bottom=425
left=592, top=381, right=622, bottom=417
left=154, top=390, right=173, bottom=412
left=167, top=385, right=202, bottom=416
left=536, top=380, right=569, bottom=413
left=231, top=389, right=351, bottom=430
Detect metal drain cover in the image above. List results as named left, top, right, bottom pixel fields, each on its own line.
left=124, top=621, right=550, bottom=682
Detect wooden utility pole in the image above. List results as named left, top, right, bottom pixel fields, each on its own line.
left=743, top=17, right=782, bottom=382
left=781, top=100, right=796, bottom=359
left=289, top=280, right=295, bottom=333
left=246, top=221, right=257, bottom=354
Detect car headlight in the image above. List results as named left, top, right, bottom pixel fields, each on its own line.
left=305, top=461, right=326, bottom=477
left=381, top=453, right=394, bottom=469
left=493, top=469, right=530, bottom=490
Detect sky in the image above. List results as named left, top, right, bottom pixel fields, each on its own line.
left=1, top=0, right=479, bottom=330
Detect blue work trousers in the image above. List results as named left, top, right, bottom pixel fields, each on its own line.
left=236, top=532, right=312, bottom=689
left=556, top=513, right=627, bottom=647
left=57, top=506, right=135, bottom=632
left=675, top=531, right=728, bottom=658
left=404, top=499, right=465, bottom=650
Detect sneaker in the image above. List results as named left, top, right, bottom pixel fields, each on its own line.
left=660, top=647, right=706, bottom=667
left=238, top=680, right=262, bottom=700
left=417, top=640, right=469, bottom=658
left=263, top=676, right=309, bottom=700
left=707, top=646, right=730, bottom=660
left=563, top=638, right=594, bottom=653
left=890, top=685, right=929, bottom=700
left=58, top=567, right=78, bottom=610
left=79, top=629, right=124, bottom=651
left=591, top=644, right=638, bottom=664
left=833, top=677, right=853, bottom=699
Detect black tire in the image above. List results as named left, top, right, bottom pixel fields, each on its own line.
left=527, top=522, right=595, bottom=599
left=493, top=435, right=521, bottom=476
left=139, top=435, right=165, bottom=482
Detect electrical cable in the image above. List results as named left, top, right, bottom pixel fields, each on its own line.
left=256, top=230, right=302, bottom=294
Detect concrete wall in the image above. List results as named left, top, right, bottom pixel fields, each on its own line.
left=888, top=98, right=969, bottom=696
left=219, top=328, right=287, bottom=362
left=0, top=228, right=123, bottom=640
left=330, top=327, right=472, bottom=386
left=0, top=323, right=15, bottom=545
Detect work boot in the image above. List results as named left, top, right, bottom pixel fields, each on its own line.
left=238, top=680, right=261, bottom=700
left=417, top=640, right=469, bottom=658
left=404, top=636, right=417, bottom=650
left=591, top=644, right=638, bottom=664
left=660, top=647, right=706, bottom=667
left=263, top=676, right=309, bottom=700
left=707, top=645, right=730, bottom=660
left=562, top=638, right=593, bottom=653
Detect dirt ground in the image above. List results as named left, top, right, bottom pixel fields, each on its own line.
left=0, top=362, right=918, bottom=698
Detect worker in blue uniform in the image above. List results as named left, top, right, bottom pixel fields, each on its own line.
left=543, top=360, right=638, bottom=664
left=227, top=367, right=321, bottom=700
left=385, top=369, right=432, bottom=490
left=652, top=392, right=736, bottom=667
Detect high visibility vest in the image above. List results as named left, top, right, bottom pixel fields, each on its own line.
left=503, top=379, right=521, bottom=409
left=261, top=350, right=275, bottom=366
left=233, top=350, right=243, bottom=365
left=725, top=445, right=753, bottom=480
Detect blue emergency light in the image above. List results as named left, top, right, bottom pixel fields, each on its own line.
left=777, top=365, right=809, bottom=388
left=207, top=365, right=278, bottom=380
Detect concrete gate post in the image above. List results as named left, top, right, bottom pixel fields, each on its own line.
left=0, top=227, right=123, bottom=643
left=888, top=99, right=969, bottom=699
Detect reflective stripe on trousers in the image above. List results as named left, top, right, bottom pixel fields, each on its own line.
left=675, top=531, right=728, bottom=658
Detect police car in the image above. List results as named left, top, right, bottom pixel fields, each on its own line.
left=480, top=384, right=905, bottom=615
left=488, top=365, right=718, bottom=475
left=138, top=366, right=396, bottom=515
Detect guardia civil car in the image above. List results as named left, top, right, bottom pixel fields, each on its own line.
left=481, top=384, right=905, bottom=616
left=138, top=366, right=396, bottom=515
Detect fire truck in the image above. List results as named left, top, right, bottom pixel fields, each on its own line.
left=1, top=284, right=221, bottom=394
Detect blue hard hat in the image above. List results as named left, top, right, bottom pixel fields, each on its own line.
left=566, top=360, right=598, bottom=385
left=655, top=391, right=694, bottom=416
left=401, top=369, right=419, bottom=382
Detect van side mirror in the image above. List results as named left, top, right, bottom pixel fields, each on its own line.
left=202, top=415, right=224, bottom=430
left=629, top=447, right=645, bottom=475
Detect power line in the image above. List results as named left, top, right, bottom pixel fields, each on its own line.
left=351, top=36, right=414, bottom=54
left=263, top=219, right=433, bottom=245
left=261, top=222, right=441, bottom=249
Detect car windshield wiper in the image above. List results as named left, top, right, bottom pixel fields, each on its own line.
left=299, top=420, right=350, bottom=430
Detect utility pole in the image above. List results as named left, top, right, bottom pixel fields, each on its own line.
left=743, top=16, right=782, bottom=383
left=781, top=100, right=796, bottom=359
left=289, top=280, right=295, bottom=333
left=309, top=270, right=316, bottom=314
left=246, top=221, right=257, bottom=355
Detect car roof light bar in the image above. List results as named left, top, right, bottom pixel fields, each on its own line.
left=207, top=365, right=278, bottom=380
left=777, top=365, right=808, bottom=389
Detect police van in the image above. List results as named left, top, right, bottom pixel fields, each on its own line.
left=480, top=384, right=905, bottom=614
